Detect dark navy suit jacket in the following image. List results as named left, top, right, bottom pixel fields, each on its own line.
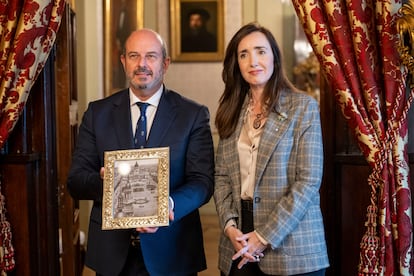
left=67, top=88, right=215, bottom=276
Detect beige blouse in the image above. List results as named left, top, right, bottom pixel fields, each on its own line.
left=224, top=109, right=269, bottom=245
left=238, top=109, right=265, bottom=200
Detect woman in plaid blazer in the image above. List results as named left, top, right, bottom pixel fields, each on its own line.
left=214, top=22, right=329, bottom=276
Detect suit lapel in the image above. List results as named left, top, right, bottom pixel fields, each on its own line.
left=112, top=90, right=135, bottom=149
left=146, top=89, right=177, bottom=147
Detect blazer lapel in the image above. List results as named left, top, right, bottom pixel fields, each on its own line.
left=255, top=91, right=292, bottom=183
left=226, top=100, right=249, bottom=199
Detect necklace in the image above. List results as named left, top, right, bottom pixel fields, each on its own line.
left=253, top=113, right=263, bottom=129
left=248, top=91, right=267, bottom=130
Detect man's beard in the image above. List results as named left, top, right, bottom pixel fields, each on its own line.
left=130, top=81, right=147, bottom=90
left=131, top=66, right=151, bottom=89
left=190, top=28, right=202, bottom=35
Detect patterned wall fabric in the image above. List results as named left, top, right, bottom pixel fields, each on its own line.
left=0, top=0, right=65, bottom=273
left=292, top=0, right=414, bottom=275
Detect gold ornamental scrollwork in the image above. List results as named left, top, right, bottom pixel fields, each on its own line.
left=397, top=0, right=414, bottom=88
left=102, top=147, right=170, bottom=230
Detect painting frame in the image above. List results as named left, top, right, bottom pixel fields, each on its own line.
left=104, top=0, right=144, bottom=96
left=102, top=147, right=170, bottom=230
left=170, top=0, right=224, bottom=62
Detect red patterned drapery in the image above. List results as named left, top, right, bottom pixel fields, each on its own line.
left=292, top=0, right=413, bottom=275
left=0, top=0, right=65, bottom=273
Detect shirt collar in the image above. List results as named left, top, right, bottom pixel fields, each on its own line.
left=129, top=85, right=163, bottom=107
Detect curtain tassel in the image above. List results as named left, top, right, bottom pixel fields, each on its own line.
left=359, top=204, right=381, bottom=275
left=0, top=187, right=15, bottom=273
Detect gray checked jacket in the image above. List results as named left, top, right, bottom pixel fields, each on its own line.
left=214, top=89, right=329, bottom=275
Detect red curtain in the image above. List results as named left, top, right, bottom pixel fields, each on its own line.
left=292, top=0, right=413, bottom=275
left=0, top=0, right=65, bottom=273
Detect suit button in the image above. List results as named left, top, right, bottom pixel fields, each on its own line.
left=254, top=197, right=261, bottom=203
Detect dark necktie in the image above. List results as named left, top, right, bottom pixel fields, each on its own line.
left=134, top=102, right=149, bottom=148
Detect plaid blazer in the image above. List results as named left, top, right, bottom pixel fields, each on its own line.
left=214, top=90, right=329, bottom=275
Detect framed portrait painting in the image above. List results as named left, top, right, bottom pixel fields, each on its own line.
left=170, top=0, right=224, bottom=62
left=104, top=0, right=144, bottom=96
left=102, top=147, right=170, bottom=229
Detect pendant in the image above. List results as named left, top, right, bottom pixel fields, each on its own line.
left=253, top=116, right=261, bottom=129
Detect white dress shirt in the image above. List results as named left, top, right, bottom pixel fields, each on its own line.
left=130, top=85, right=163, bottom=138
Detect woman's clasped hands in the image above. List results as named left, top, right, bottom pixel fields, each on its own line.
left=225, top=226, right=267, bottom=269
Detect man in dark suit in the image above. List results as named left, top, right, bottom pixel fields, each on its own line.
left=67, top=28, right=215, bottom=276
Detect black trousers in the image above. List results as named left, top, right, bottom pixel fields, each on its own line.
left=119, top=243, right=149, bottom=275
left=96, top=242, right=198, bottom=276
left=96, top=243, right=149, bottom=276
left=223, top=200, right=326, bottom=276
left=226, top=199, right=263, bottom=276
left=222, top=269, right=326, bottom=276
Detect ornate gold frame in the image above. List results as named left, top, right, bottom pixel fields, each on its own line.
left=102, top=147, right=170, bottom=229
left=104, top=0, right=144, bottom=96
left=170, top=0, right=224, bottom=62
left=397, top=0, right=414, bottom=88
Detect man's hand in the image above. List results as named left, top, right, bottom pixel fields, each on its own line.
left=169, top=209, right=175, bottom=221
left=135, top=226, right=159, bottom=233
left=135, top=201, right=175, bottom=234
left=100, top=167, right=105, bottom=179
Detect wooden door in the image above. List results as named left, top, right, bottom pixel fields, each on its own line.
left=55, top=3, right=81, bottom=276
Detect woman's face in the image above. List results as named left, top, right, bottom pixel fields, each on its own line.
left=237, top=31, right=274, bottom=90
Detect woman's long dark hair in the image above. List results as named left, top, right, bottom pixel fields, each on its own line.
left=215, top=22, right=295, bottom=139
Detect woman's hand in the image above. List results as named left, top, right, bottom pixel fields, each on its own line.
left=232, top=231, right=266, bottom=269
left=225, top=226, right=247, bottom=253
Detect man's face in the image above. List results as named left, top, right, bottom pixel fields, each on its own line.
left=120, top=30, right=170, bottom=100
left=189, top=14, right=204, bottom=31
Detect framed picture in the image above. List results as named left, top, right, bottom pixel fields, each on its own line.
left=170, top=0, right=224, bottom=62
left=104, top=0, right=144, bottom=96
left=102, top=147, right=170, bottom=230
